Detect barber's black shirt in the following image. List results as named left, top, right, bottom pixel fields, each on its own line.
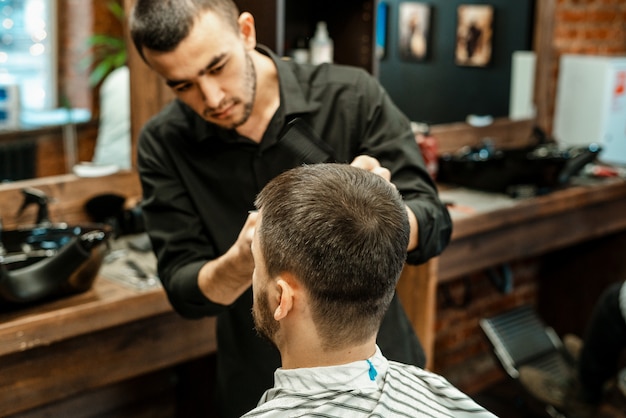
left=137, top=46, right=452, bottom=418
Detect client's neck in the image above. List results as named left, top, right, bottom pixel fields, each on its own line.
left=280, top=335, right=377, bottom=370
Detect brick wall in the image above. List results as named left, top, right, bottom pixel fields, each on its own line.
left=433, top=259, right=541, bottom=392
left=435, top=233, right=626, bottom=394
left=554, top=0, right=626, bottom=55
left=57, top=0, right=93, bottom=110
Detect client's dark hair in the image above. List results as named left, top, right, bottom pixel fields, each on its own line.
left=255, top=163, right=409, bottom=350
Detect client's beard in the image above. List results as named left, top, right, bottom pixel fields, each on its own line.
left=252, top=288, right=280, bottom=348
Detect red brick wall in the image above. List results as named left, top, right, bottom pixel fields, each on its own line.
left=554, top=0, right=626, bottom=55
left=57, top=0, right=93, bottom=109
left=433, top=259, right=540, bottom=392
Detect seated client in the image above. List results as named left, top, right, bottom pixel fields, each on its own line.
left=243, top=163, right=496, bottom=417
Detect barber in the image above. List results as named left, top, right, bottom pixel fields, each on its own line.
left=129, top=1, right=452, bottom=416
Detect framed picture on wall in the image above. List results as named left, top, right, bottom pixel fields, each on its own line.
left=455, top=4, right=494, bottom=67
left=398, top=2, right=432, bottom=62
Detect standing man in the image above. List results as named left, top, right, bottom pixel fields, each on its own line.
left=244, top=163, right=494, bottom=417
left=129, top=1, right=452, bottom=416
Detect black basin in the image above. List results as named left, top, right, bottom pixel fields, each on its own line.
left=437, top=143, right=601, bottom=196
left=0, top=223, right=111, bottom=308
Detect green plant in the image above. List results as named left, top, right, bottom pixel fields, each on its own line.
left=85, top=1, right=127, bottom=86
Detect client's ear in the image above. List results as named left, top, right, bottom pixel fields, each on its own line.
left=273, top=277, right=295, bottom=321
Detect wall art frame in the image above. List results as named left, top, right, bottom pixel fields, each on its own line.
left=398, top=2, right=432, bottom=62
left=455, top=4, right=495, bottom=67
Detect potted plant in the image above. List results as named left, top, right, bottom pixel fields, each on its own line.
left=85, top=0, right=127, bottom=86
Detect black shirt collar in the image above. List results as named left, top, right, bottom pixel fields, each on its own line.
left=258, top=45, right=320, bottom=117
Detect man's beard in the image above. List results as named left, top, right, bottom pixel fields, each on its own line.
left=252, top=287, right=279, bottom=348
left=203, top=52, right=257, bottom=129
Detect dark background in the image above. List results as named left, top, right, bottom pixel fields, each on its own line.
left=378, top=0, right=535, bottom=124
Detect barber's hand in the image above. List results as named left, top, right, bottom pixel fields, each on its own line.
left=350, top=155, right=391, bottom=182
left=231, top=210, right=258, bottom=282
left=198, top=210, right=258, bottom=305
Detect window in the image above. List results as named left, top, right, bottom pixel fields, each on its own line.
left=0, top=0, right=56, bottom=111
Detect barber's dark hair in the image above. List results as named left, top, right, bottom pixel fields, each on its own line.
left=129, top=0, right=240, bottom=60
left=255, top=163, right=409, bottom=350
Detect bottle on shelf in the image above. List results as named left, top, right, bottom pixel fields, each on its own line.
left=309, top=21, right=333, bottom=65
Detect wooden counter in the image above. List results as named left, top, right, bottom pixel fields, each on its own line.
left=439, top=177, right=626, bottom=282
left=0, top=278, right=216, bottom=416
left=397, top=177, right=626, bottom=370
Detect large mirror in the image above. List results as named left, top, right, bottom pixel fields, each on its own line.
left=0, top=0, right=131, bottom=182
left=1, top=0, right=558, bottom=183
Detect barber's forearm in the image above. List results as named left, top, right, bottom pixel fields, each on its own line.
left=198, top=210, right=257, bottom=305
left=404, top=198, right=452, bottom=264
left=406, top=206, right=419, bottom=252
left=197, top=247, right=253, bottom=306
